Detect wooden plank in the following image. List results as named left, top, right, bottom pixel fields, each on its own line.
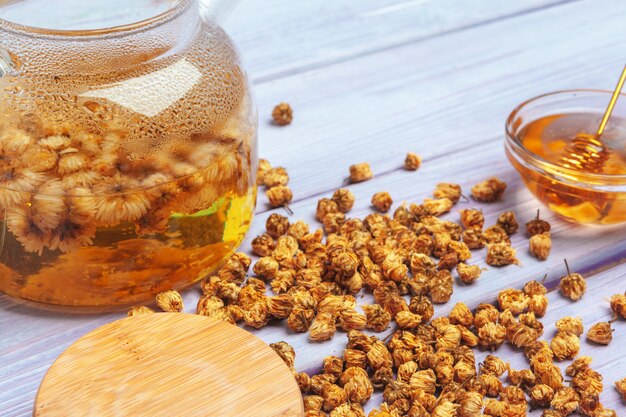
left=225, top=0, right=576, bottom=82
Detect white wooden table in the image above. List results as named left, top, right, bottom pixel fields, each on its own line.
left=2, top=1, right=626, bottom=415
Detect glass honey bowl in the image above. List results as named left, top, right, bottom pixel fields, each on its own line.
left=506, top=90, right=626, bottom=226
left=0, top=0, right=257, bottom=308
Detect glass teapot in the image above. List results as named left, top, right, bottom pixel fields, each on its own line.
left=0, top=0, right=257, bottom=308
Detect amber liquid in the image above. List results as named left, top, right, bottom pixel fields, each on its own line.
left=509, top=113, right=626, bottom=224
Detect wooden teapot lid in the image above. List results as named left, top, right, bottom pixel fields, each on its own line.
left=34, top=313, right=304, bottom=417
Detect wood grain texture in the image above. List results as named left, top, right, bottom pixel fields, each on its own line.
left=2, top=0, right=626, bottom=416
left=34, top=313, right=303, bottom=417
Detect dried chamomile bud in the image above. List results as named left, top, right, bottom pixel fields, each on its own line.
left=448, top=240, right=471, bottom=261
left=462, top=228, right=485, bottom=249
left=268, top=294, right=294, bottom=319
left=555, top=316, right=583, bottom=336
left=270, top=341, right=296, bottom=370
left=371, top=191, right=393, bottom=213
left=496, top=211, right=518, bottom=235
left=332, top=188, right=355, bottom=213
left=156, top=290, right=184, bottom=312
left=480, top=355, right=509, bottom=377
left=404, top=152, right=422, bottom=171
left=253, top=257, right=280, bottom=280
left=550, top=331, right=580, bottom=360
left=551, top=387, right=580, bottom=415
left=526, top=209, right=551, bottom=236
left=251, top=233, right=275, bottom=257
left=471, top=177, right=507, bottom=202
left=565, top=356, right=592, bottom=377
left=437, top=252, right=459, bottom=271
left=433, top=182, right=462, bottom=203
left=320, top=383, right=347, bottom=412
left=322, top=212, right=345, bottom=234
left=586, top=321, right=613, bottom=345
left=272, top=102, right=293, bottom=126
left=394, top=311, right=422, bottom=329
left=303, top=395, right=323, bottom=411
left=610, top=293, right=626, bottom=319
left=508, top=368, right=536, bottom=387
left=263, top=167, right=290, bottom=188
left=266, top=185, right=293, bottom=208
left=498, top=289, right=529, bottom=315
left=486, top=242, right=519, bottom=266
left=529, top=384, right=554, bottom=407
left=367, top=341, right=393, bottom=370
left=530, top=232, right=552, bottom=261
left=316, top=198, right=339, bottom=221
left=422, top=197, right=453, bottom=216
left=309, top=312, right=337, bottom=342
left=266, top=213, right=290, bottom=238
left=449, top=302, right=474, bottom=327
left=343, top=369, right=373, bottom=405
left=127, top=305, right=155, bottom=317
left=523, top=279, right=548, bottom=296
left=559, top=261, right=586, bottom=301
left=478, top=322, right=506, bottom=349
left=456, top=263, right=482, bottom=284
left=457, top=391, right=483, bottom=417
left=349, top=163, right=373, bottom=183
left=288, top=307, right=316, bottom=332
left=527, top=294, right=548, bottom=317
left=408, top=295, right=434, bottom=322
left=482, top=226, right=509, bottom=245
left=459, top=208, right=484, bottom=230
left=363, top=304, right=392, bottom=332
left=615, top=377, right=626, bottom=401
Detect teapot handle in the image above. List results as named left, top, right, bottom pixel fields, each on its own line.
left=199, top=0, right=241, bottom=24
left=0, top=48, right=19, bottom=77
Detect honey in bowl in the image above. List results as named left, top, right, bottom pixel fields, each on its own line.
left=0, top=0, right=257, bottom=308
left=506, top=90, right=626, bottom=225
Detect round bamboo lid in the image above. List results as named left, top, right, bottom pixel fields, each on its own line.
left=34, top=313, right=304, bottom=417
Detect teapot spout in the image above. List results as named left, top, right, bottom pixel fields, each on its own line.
left=199, top=0, right=240, bottom=23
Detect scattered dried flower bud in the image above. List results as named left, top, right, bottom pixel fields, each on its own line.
left=610, top=293, right=626, bottom=319
left=550, top=331, right=580, bottom=360
left=449, top=302, right=474, bottom=327
left=555, top=316, right=584, bottom=336
left=320, top=383, right=347, bottom=412
left=266, top=213, right=290, bottom=238
left=266, top=185, right=293, bottom=208
left=586, top=322, right=613, bottom=345
left=523, top=279, right=548, bottom=296
left=263, top=167, right=290, bottom=188
left=478, top=322, right=506, bottom=349
left=251, top=233, right=275, bottom=257
left=156, top=290, right=184, bottom=312
left=529, top=384, right=554, bottom=407
left=483, top=225, right=510, bottom=244
left=371, top=192, right=393, bottom=213
left=288, top=307, right=316, bottom=332
left=127, top=305, right=155, bottom=316
left=527, top=294, right=548, bottom=317
left=433, top=183, right=462, bottom=203
left=422, top=198, right=453, bottom=216
left=486, top=242, right=519, bottom=266
left=332, top=188, right=355, bottom=213
left=471, top=177, right=507, bottom=202
left=270, top=341, right=296, bottom=370
left=496, top=211, right=519, bottom=235
left=498, top=289, right=529, bottom=315
left=309, top=312, right=337, bottom=342
left=363, top=304, right=392, bottom=332
left=530, top=232, right=552, bottom=261
left=462, top=228, right=485, bottom=249
left=481, top=355, right=509, bottom=377
left=303, top=395, right=323, bottom=411
left=272, top=102, right=293, bottom=126
left=559, top=262, right=586, bottom=301
left=349, top=163, right=373, bottom=183
left=551, top=387, right=580, bottom=415
left=526, top=209, right=551, bottom=236
left=404, top=152, right=422, bottom=171
left=456, top=263, right=482, bottom=284
left=316, top=198, right=339, bottom=221
left=395, top=311, right=422, bottom=329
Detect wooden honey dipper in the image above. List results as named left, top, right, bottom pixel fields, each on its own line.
left=559, top=65, right=626, bottom=173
